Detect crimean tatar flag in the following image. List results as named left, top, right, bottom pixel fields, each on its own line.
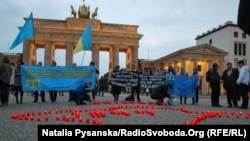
left=73, top=23, right=92, bottom=54
left=10, top=12, right=34, bottom=50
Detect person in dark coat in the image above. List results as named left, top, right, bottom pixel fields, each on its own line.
left=130, top=64, right=141, bottom=101
left=89, top=61, right=99, bottom=101
left=221, top=63, right=239, bottom=108
left=98, top=76, right=105, bottom=96
left=150, top=84, right=173, bottom=105
left=14, top=60, right=24, bottom=104
left=49, top=60, right=57, bottom=103
left=209, top=63, right=223, bottom=107
left=0, top=55, right=12, bottom=107
left=33, top=61, right=46, bottom=103
left=110, top=65, right=122, bottom=101
left=73, top=81, right=92, bottom=105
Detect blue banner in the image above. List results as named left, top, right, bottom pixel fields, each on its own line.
left=166, top=74, right=198, bottom=98
left=21, top=65, right=96, bottom=91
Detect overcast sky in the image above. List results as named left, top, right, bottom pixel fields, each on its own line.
left=0, top=0, right=240, bottom=76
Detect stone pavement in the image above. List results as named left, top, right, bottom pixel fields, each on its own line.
left=0, top=91, right=249, bottom=141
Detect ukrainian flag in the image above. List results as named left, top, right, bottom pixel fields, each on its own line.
left=74, top=23, right=92, bottom=54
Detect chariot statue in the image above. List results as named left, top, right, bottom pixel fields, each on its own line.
left=78, top=2, right=90, bottom=18
left=70, top=0, right=98, bottom=19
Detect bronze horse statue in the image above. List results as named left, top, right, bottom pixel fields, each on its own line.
left=71, top=5, right=77, bottom=18
left=91, top=7, right=98, bottom=19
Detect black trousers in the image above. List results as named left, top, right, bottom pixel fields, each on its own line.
left=131, top=86, right=140, bottom=101
left=238, top=84, right=249, bottom=108
left=34, top=91, right=46, bottom=102
left=49, top=91, right=57, bottom=102
left=14, top=86, right=24, bottom=103
left=0, top=80, right=10, bottom=104
left=225, top=86, right=238, bottom=107
left=192, top=87, right=199, bottom=104
left=210, top=84, right=220, bottom=106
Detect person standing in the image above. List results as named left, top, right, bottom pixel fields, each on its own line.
left=179, top=67, right=188, bottom=104
left=49, top=60, right=57, bottom=103
left=14, top=60, right=24, bottom=104
left=98, top=76, right=105, bottom=96
left=236, top=60, right=249, bottom=109
left=9, top=62, right=15, bottom=95
left=130, top=64, right=141, bottom=101
left=69, top=62, right=77, bottom=102
left=192, top=67, right=200, bottom=105
left=209, top=63, right=223, bottom=107
left=89, top=61, right=99, bottom=101
left=33, top=61, right=46, bottom=103
left=0, top=56, right=12, bottom=107
left=221, top=63, right=239, bottom=108
left=111, top=65, right=122, bottom=101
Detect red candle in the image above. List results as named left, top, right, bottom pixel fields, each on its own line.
left=78, top=117, right=83, bottom=122
left=45, top=116, right=49, bottom=121
left=30, top=116, right=34, bottom=121
left=71, top=117, right=75, bottom=122
left=92, top=118, right=96, bottom=124
left=36, top=116, right=41, bottom=122
left=56, top=115, right=60, bottom=120
left=86, top=118, right=90, bottom=123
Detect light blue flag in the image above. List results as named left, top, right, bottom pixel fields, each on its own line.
left=166, top=75, right=198, bottom=98
left=10, top=12, right=34, bottom=50
left=73, top=23, right=92, bottom=54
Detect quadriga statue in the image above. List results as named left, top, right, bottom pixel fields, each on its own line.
left=78, top=4, right=90, bottom=18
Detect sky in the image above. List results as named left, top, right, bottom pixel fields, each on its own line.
left=0, top=0, right=240, bottom=77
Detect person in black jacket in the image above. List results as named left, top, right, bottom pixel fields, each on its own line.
left=49, top=60, right=57, bottom=103
left=33, top=61, right=46, bottom=103
left=110, top=65, right=122, bottom=101
left=221, top=63, right=239, bottom=108
left=237, top=0, right=250, bottom=35
left=150, top=84, right=173, bottom=105
left=89, top=61, right=99, bottom=101
left=130, top=64, right=141, bottom=101
left=209, top=63, right=223, bottom=107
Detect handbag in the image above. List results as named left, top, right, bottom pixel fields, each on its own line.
left=167, top=97, right=179, bottom=106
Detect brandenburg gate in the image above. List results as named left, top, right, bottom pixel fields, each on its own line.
left=22, top=17, right=143, bottom=73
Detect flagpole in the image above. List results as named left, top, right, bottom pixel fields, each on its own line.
left=32, top=12, right=36, bottom=46
left=81, top=51, right=86, bottom=66
left=80, top=19, right=93, bottom=66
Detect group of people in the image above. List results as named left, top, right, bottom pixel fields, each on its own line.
left=110, top=64, right=141, bottom=102
left=0, top=55, right=24, bottom=107
left=209, top=61, right=250, bottom=109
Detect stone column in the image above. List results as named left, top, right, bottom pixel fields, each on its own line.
left=92, top=43, right=100, bottom=70
left=181, top=58, right=186, bottom=70
left=44, top=41, right=52, bottom=66
left=66, top=42, right=73, bottom=66
left=193, top=59, right=198, bottom=69
left=23, top=40, right=31, bottom=65
left=131, top=45, right=139, bottom=68
left=126, top=47, right=132, bottom=70
left=112, top=44, right=119, bottom=68
left=174, top=61, right=178, bottom=72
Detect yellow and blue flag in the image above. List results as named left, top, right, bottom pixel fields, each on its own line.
left=73, top=23, right=92, bottom=54
left=10, top=12, right=34, bottom=50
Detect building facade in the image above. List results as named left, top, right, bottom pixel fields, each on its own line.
left=139, top=21, right=250, bottom=95
left=196, top=21, right=250, bottom=68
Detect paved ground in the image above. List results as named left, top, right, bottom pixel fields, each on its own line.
left=0, top=91, right=249, bottom=141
